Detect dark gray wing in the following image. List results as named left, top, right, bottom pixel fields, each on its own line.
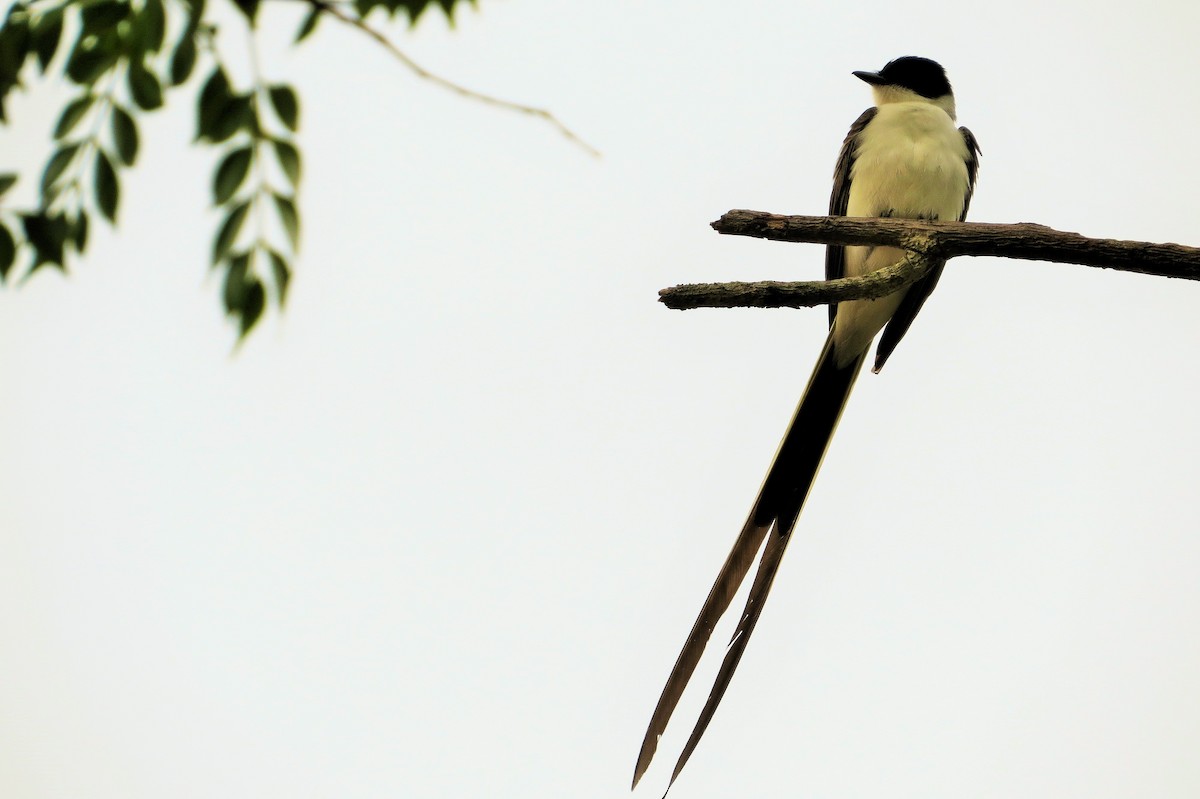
left=958, top=126, right=982, bottom=218
left=872, top=125, right=981, bottom=373
left=825, top=108, right=878, bottom=327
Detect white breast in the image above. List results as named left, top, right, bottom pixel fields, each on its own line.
left=830, top=101, right=971, bottom=363
left=846, top=101, right=970, bottom=228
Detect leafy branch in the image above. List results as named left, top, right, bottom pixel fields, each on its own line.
left=195, top=32, right=300, bottom=335
left=0, top=0, right=586, bottom=340
left=1, top=0, right=175, bottom=282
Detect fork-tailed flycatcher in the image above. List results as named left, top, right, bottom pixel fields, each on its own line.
left=633, top=56, right=981, bottom=792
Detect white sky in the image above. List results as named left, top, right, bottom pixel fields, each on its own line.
left=3, top=1, right=1200, bottom=797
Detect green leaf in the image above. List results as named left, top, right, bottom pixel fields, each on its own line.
left=268, top=84, right=298, bottom=131
left=0, top=12, right=30, bottom=92
left=222, top=251, right=266, bottom=332
left=196, top=66, right=231, bottom=140
left=111, top=104, right=138, bottom=165
left=81, top=1, right=130, bottom=34
left=208, top=94, right=252, bottom=143
left=213, top=146, right=252, bottom=204
left=182, top=0, right=207, bottom=26
left=273, top=139, right=301, bottom=186
left=169, top=30, right=196, bottom=85
left=294, top=7, right=321, bottom=43
left=273, top=193, right=299, bottom=249
left=242, top=96, right=261, bottom=136
left=128, top=59, right=163, bottom=110
left=138, top=0, right=166, bottom=53
left=212, top=200, right=250, bottom=264
left=94, top=149, right=119, bottom=222
left=0, top=222, right=14, bottom=280
left=438, top=0, right=467, bottom=22
left=0, top=172, right=17, bottom=197
left=32, top=10, right=63, bottom=72
left=22, top=212, right=68, bottom=268
left=53, top=94, right=94, bottom=139
left=223, top=250, right=249, bottom=304
left=68, top=211, right=89, bottom=253
left=266, top=247, right=290, bottom=305
left=232, top=0, right=260, bottom=25
left=41, top=142, right=81, bottom=200
left=65, top=37, right=117, bottom=84
left=237, top=278, right=265, bottom=336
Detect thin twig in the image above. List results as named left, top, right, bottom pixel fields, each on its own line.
left=299, top=0, right=600, bottom=157
left=660, top=251, right=934, bottom=310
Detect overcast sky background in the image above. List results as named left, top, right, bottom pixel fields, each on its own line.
left=3, top=1, right=1200, bottom=797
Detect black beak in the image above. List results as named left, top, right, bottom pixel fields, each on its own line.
left=852, top=70, right=888, bottom=86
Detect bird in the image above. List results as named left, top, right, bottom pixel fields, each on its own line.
left=632, top=56, right=981, bottom=792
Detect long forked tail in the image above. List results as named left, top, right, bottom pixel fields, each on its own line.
left=633, top=330, right=867, bottom=791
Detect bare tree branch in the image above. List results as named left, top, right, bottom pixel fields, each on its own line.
left=299, top=0, right=600, bottom=157
left=659, top=250, right=936, bottom=310
left=660, top=211, right=1200, bottom=310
